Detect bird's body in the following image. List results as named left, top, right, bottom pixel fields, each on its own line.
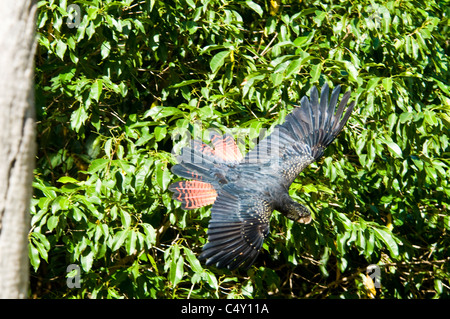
left=169, top=83, right=355, bottom=270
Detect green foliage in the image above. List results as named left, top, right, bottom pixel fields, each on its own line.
left=32, top=0, right=449, bottom=298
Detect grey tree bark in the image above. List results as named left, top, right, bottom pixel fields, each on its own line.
left=0, top=1, right=37, bottom=298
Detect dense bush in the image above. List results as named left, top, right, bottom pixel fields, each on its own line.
left=31, top=0, right=449, bottom=298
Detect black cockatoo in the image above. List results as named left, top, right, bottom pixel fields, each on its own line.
left=169, top=83, right=355, bottom=270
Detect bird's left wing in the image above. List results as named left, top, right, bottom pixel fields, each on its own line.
left=199, top=184, right=272, bottom=270
left=245, top=83, right=354, bottom=186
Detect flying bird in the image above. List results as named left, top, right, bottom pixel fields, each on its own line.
left=169, top=83, right=355, bottom=270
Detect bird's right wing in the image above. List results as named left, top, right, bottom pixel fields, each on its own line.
left=199, top=184, right=272, bottom=270
left=244, top=83, right=355, bottom=186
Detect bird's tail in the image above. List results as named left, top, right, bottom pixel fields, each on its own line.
left=168, top=180, right=218, bottom=210
left=169, top=132, right=243, bottom=210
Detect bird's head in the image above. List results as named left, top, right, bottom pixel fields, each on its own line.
left=290, top=201, right=312, bottom=224
left=278, top=194, right=312, bottom=224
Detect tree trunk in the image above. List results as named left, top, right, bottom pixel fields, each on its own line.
left=0, top=1, right=37, bottom=298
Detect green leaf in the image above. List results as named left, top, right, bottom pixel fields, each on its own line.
left=210, top=51, right=229, bottom=73
left=424, top=110, right=438, bottom=126
left=399, top=112, right=413, bottom=123
left=385, top=141, right=403, bottom=158
left=71, top=206, right=85, bottom=222
left=310, top=63, right=321, bottom=83
left=154, top=125, right=167, bottom=142
left=51, top=196, right=70, bottom=214
left=382, top=77, right=393, bottom=92
left=126, top=230, right=137, bottom=255
left=344, top=61, right=358, bottom=82
left=435, top=279, right=443, bottom=295
left=170, top=79, right=203, bottom=88
left=88, top=158, right=110, bottom=173
left=356, top=229, right=366, bottom=252
left=57, top=176, right=79, bottom=184
left=155, top=161, right=171, bottom=191
left=101, top=41, right=111, bottom=59
left=120, top=209, right=132, bottom=229
left=246, top=1, right=263, bottom=17
left=134, top=158, right=153, bottom=192
left=184, top=247, right=203, bottom=273
left=366, top=77, right=380, bottom=92
left=293, top=32, right=314, bottom=48
left=81, top=249, right=94, bottom=272
left=143, top=106, right=182, bottom=121
left=365, top=229, right=375, bottom=257
left=204, top=270, right=218, bottom=290
left=31, top=232, right=50, bottom=262
left=111, top=229, right=129, bottom=251
left=70, top=106, right=89, bottom=133
left=90, top=79, right=102, bottom=102
left=285, top=59, right=302, bottom=78
left=115, top=159, right=135, bottom=174
left=29, top=243, right=41, bottom=271
left=373, top=227, right=398, bottom=257
left=301, top=183, right=318, bottom=193
left=242, top=73, right=265, bottom=98
left=170, top=255, right=184, bottom=287
left=141, top=223, right=156, bottom=247
left=185, top=0, right=196, bottom=9
left=55, top=39, right=67, bottom=60
left=47, top=215, right=59, bottom=231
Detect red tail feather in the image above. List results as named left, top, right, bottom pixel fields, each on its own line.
left=170, top=132, right=242, bottom=210
left=210, top=133, right=243, bottom=162
left=169, top=180, right=218, bottom=209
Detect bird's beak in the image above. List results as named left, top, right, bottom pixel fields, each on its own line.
left=298, top=215, right=312, bottom=224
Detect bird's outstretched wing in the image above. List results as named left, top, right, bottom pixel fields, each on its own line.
left=199, top=184, right=272, bottom=270
left=245, top=83, right=354, bottom=186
